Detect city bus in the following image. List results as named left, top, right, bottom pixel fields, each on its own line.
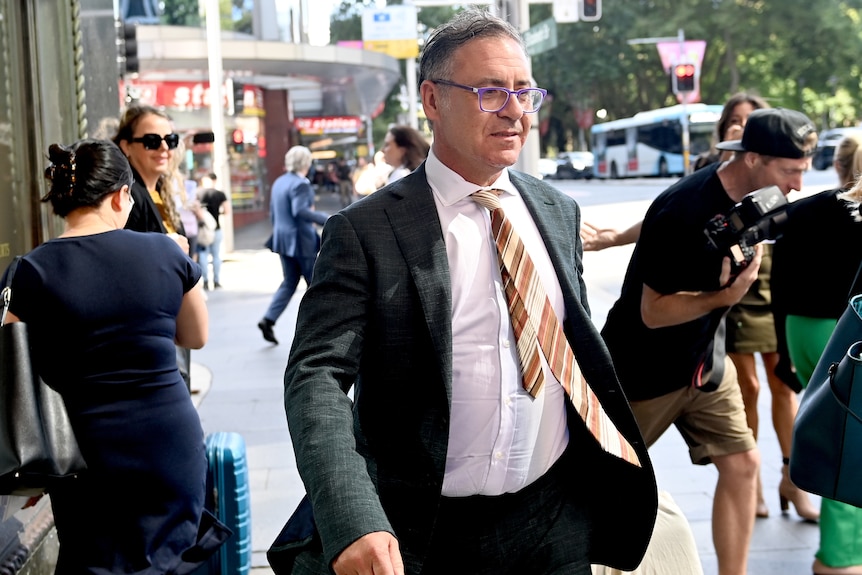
left=590, top=104, right=724, bottom=179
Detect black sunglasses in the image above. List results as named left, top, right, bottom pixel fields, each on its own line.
left=129, top=133, right=180, bottom=150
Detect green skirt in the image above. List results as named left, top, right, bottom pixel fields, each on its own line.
left=787, top=314, right=862, bottom=568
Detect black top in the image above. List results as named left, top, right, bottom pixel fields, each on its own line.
left=771, top=188, right=862, bottom=319
left=602, top=163, right=736, bottom=400
left=1, top=231, right=226, bottom=573
left=199, top=188, right=227, bottom=229
left=125, top=166, right=168, bottom=234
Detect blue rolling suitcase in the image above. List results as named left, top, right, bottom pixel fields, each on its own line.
left=195, top=431, right=252, bottom=575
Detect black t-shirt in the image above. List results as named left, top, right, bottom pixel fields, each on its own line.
left=199, top=188, right=227, bottom=229
left=772, top=189, right=862, bottom=319
left=601, top=163, right=737, bottom=400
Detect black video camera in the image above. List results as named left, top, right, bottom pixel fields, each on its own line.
left=704, top=186, right=789, bottom=272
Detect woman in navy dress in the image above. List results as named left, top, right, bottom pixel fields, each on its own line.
left=1, top=139, right=228, bottom=573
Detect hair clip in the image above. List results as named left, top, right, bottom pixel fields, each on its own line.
left=68, top=151, right=76, bottom=188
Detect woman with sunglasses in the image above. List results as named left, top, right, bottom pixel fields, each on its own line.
left=114, top=105, right=196, bottom=389
left=113, top=105, right=189, bottom=254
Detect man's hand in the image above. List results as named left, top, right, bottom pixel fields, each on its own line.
left=641, top=244, right=764, bottom=329
left=332, top=531, right=404, bottom=575
left=718, top=243, right=763, bottom=306
left=581, top=220, right=642, bottom=252
left=580, top=222, right=619, bottom=252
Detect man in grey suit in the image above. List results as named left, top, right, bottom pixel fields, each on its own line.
left=270, top=10, right=657, bottom=575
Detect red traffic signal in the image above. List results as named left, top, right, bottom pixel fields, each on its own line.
left=580, top=0, right=602, bottom=21
left=231, top=129, right=244, bottom=152
left=672, top=63, right=697, bottom=94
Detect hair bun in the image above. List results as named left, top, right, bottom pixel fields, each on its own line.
left=44, top=144, right=77, bottom=193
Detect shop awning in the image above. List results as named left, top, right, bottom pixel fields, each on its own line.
left=134, top=25, right=402, bottom=118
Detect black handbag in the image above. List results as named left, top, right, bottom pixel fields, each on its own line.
left=790, top=294, right=862, bottom=508
left=0, top=257, right=86, bottom=496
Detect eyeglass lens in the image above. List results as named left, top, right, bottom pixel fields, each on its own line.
left=480, top=88, right=544, bottom=113
left=133, top=133, right=180, bottom=150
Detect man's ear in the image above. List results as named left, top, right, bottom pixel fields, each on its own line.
left=420, top=81, right=441, bottom=124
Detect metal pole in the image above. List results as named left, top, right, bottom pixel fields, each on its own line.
left=203, top=0, right=234, bottom=251
left=678, top=28, right=691, bottom=176
left=404, top=0, right=419, bottom=130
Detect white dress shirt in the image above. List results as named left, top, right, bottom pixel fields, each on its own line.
left=425, top=149, right=569, bottom=497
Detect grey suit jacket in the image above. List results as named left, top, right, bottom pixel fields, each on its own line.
left=270, top=164, right=657, bottom=574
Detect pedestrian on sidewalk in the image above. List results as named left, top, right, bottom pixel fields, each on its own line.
left=581, top=94, right=819, bottom=523
left=1, top=139, right=228, bottom=573
left=601, top=107, right=819, bottom=575
left=257, top=146, right=328, bottom=345
left=381, top=124, right=429, bottom=184
left=772, top=133, right=862, bottom=575
left=197, top=173, right=230, bottom=290
left=271, top=10, right=656, bottom=575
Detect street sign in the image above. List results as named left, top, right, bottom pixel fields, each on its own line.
left=361, top=6, right=419, bottom=59
left=553, top=0, right=579, bottom=23
left=524, top=18, right=558, bottom=56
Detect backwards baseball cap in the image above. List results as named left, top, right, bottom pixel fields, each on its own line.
left=715, top=108, right=817, bottom=159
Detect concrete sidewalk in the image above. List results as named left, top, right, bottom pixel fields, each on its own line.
left=191, top=190, right=820, bottom=574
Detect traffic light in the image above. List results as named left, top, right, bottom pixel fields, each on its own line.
left=672, top=62, right=697, bottom=94
left=118, top=20, right=139, bottom=75
left=227, top=79, right=245, bottom=116
left=580, top=0, right=602, bottom=21
left=231, top=129, right=244, bottom=153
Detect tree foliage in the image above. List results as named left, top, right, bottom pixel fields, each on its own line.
left=160, top=0, right=252, bottom=33
left=530, top=0, right=862, bottom=153
left=160, top=0, right=201, bottom=27
left=330, top=0, right=862, bottom=154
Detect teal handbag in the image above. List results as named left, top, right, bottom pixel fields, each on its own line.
left=790, top=295, right=862, bottom=508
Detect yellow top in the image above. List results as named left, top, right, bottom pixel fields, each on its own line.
left=149, top=189, right=176, bottom=234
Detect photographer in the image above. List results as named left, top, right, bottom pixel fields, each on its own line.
left=601, top=108, right=817, bottom=575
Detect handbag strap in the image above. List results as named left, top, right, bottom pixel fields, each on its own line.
left=847, top=258, right=862, bottom=300
left=1, top=256, right=21, bottom=327
left=828, top=361, right=862, bottom=425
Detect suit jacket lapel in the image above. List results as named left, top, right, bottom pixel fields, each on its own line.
left=385, top=166, right=454, bottom=401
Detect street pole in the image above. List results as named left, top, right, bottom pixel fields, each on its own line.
left=203, top=0, right=234, bottom=251
left=404, top=0, right=419, bottom=130
left=677, top=29, right=691, bottom=176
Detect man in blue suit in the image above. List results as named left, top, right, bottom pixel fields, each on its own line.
left=270, top=10, right=657, bottom=575
left=257, top=145, right=328, bottom=344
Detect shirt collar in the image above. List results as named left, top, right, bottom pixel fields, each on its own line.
left=425, top=148, right=519, bottom=207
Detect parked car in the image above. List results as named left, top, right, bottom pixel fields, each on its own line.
left=538, top=157, right=560, bottom=180
left=812, top=127, right=862, bottom=170
left=555, top=151, right=594, bottom=180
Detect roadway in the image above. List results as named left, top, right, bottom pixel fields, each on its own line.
left=194, top=167, right=840, bottom=574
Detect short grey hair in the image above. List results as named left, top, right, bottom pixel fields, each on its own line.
left=284, top=145, right=312, bottom=173
left=418, top=9, right=526, bottom=91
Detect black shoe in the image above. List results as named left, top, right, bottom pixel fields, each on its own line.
left=213, top=282, right=222, bottom=289
left=258, top=320, right=278, bottom=344
left=203, top=282, right=210, bottom=291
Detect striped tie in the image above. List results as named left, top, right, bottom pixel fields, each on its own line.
left=471, top=188, right=640, bottom=467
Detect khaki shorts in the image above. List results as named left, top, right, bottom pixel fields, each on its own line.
left=629, top=357, right=756, bottom=465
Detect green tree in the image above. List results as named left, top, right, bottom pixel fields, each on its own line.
left=160, top=0, right=201, bottom=27
left=530, top=0, right=862, bottom=154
